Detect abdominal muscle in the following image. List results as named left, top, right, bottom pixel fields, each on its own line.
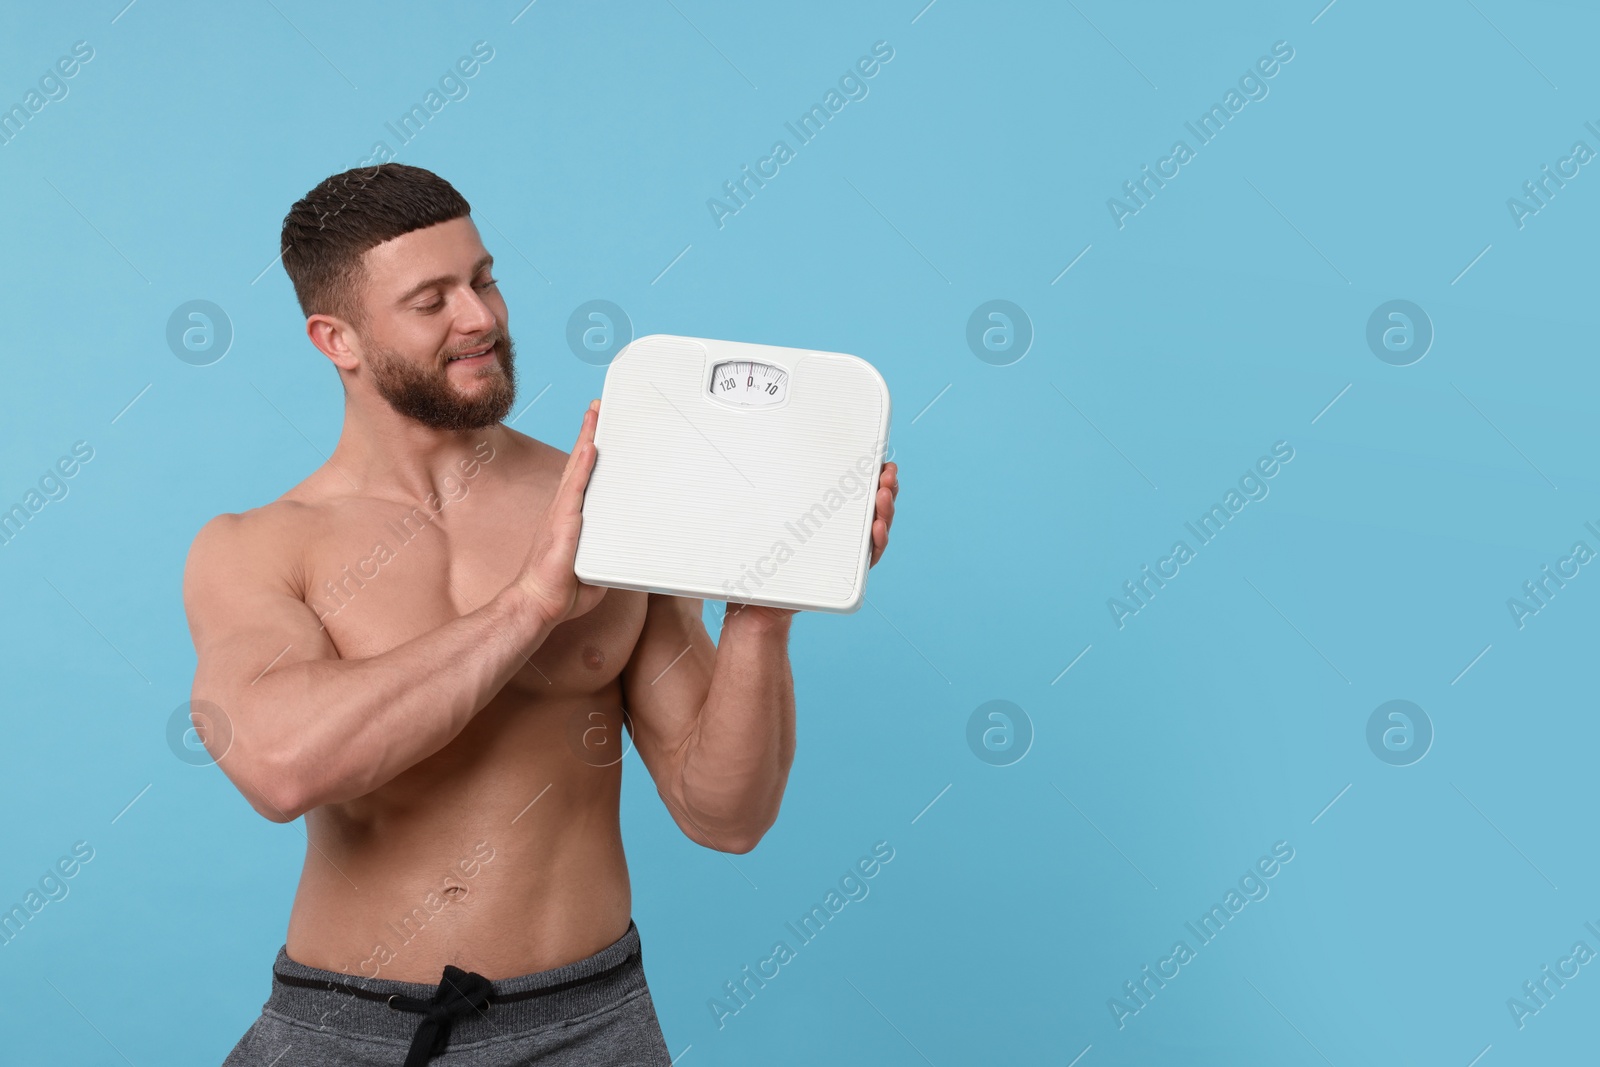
left=282, top=685, right=635, bottom=983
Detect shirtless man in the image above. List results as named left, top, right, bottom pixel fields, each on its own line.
left=186, top=164, right=898, bottom=1066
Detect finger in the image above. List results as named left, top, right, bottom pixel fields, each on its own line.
left=876, top=485, right=895, bottom=528
left=881, top=462, right=899, bottom=501
left=551, top=404, right=600, bottom=523
left=566, top=402, right=599, bottom=478
left=556, top=401, right=596, bottom=467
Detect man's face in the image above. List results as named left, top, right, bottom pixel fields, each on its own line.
left=352, top=216, right=515, bottom=431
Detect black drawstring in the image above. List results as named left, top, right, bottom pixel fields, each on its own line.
left=385, top=964, right=494, bottom=1066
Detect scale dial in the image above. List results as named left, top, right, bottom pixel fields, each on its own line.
left=710, top=359, right=788, bottom=407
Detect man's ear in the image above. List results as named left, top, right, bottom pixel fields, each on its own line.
left=306, top=314, right=362, bottom=374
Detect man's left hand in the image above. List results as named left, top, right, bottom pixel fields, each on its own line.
left=726, top=461, right=900, bottom=626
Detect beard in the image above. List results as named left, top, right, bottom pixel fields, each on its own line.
left=366, top=327, right=518, bottom=431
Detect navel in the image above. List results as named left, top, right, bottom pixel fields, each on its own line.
left=442, top=884, right=468, bottom=899
left=582, top=646, right=605, bottom=671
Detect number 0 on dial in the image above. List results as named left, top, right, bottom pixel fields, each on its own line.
left=710, top=359, right=788, bottom=407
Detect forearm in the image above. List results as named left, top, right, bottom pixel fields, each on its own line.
left=244, top=587, right=549, bottom=818
left=672, top=609, right=796, bottom=850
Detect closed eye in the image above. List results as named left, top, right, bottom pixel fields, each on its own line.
left=414, top=278, right=496, bottom=313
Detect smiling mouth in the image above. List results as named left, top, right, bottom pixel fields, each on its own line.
left=446, top=342, right=496, bottom=364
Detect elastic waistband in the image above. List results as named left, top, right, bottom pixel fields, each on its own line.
left=262, top=919, right=646, bottom=1043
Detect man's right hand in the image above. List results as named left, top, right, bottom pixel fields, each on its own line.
left=514, top=399, right=608, bottom=630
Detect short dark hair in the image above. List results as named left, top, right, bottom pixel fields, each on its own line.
left=280, top=164, right=471, bottom=329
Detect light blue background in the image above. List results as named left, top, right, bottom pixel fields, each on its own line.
left=2, top=1, right=1596, bottom=1063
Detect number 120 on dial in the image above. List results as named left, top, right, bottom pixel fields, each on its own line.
left=710, top=360, right=789, bottom=407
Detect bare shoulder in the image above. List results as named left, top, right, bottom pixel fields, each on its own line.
left=183, top=497, right=324, bottom=610
left=182, top=493, right=341, bottom=700
left=498, top=423, right=574, bottom=486
left=501, top=422, right=564, bottom=461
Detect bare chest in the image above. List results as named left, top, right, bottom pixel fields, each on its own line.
left=298, top=495, right=645, bottom=699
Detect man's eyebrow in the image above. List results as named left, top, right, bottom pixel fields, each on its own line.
left=394, top=253, right=495, bottom=305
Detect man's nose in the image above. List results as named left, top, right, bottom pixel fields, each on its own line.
left=456, top=287, right=497, bottom=334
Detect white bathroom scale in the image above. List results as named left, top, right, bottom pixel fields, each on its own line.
left=573, top=334, right=891, bottom=613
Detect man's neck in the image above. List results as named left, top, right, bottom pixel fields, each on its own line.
left=326, top=402, right=511, bottom=504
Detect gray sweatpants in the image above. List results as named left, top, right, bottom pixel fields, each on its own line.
left=221, top=919, right=672, bottom=1066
